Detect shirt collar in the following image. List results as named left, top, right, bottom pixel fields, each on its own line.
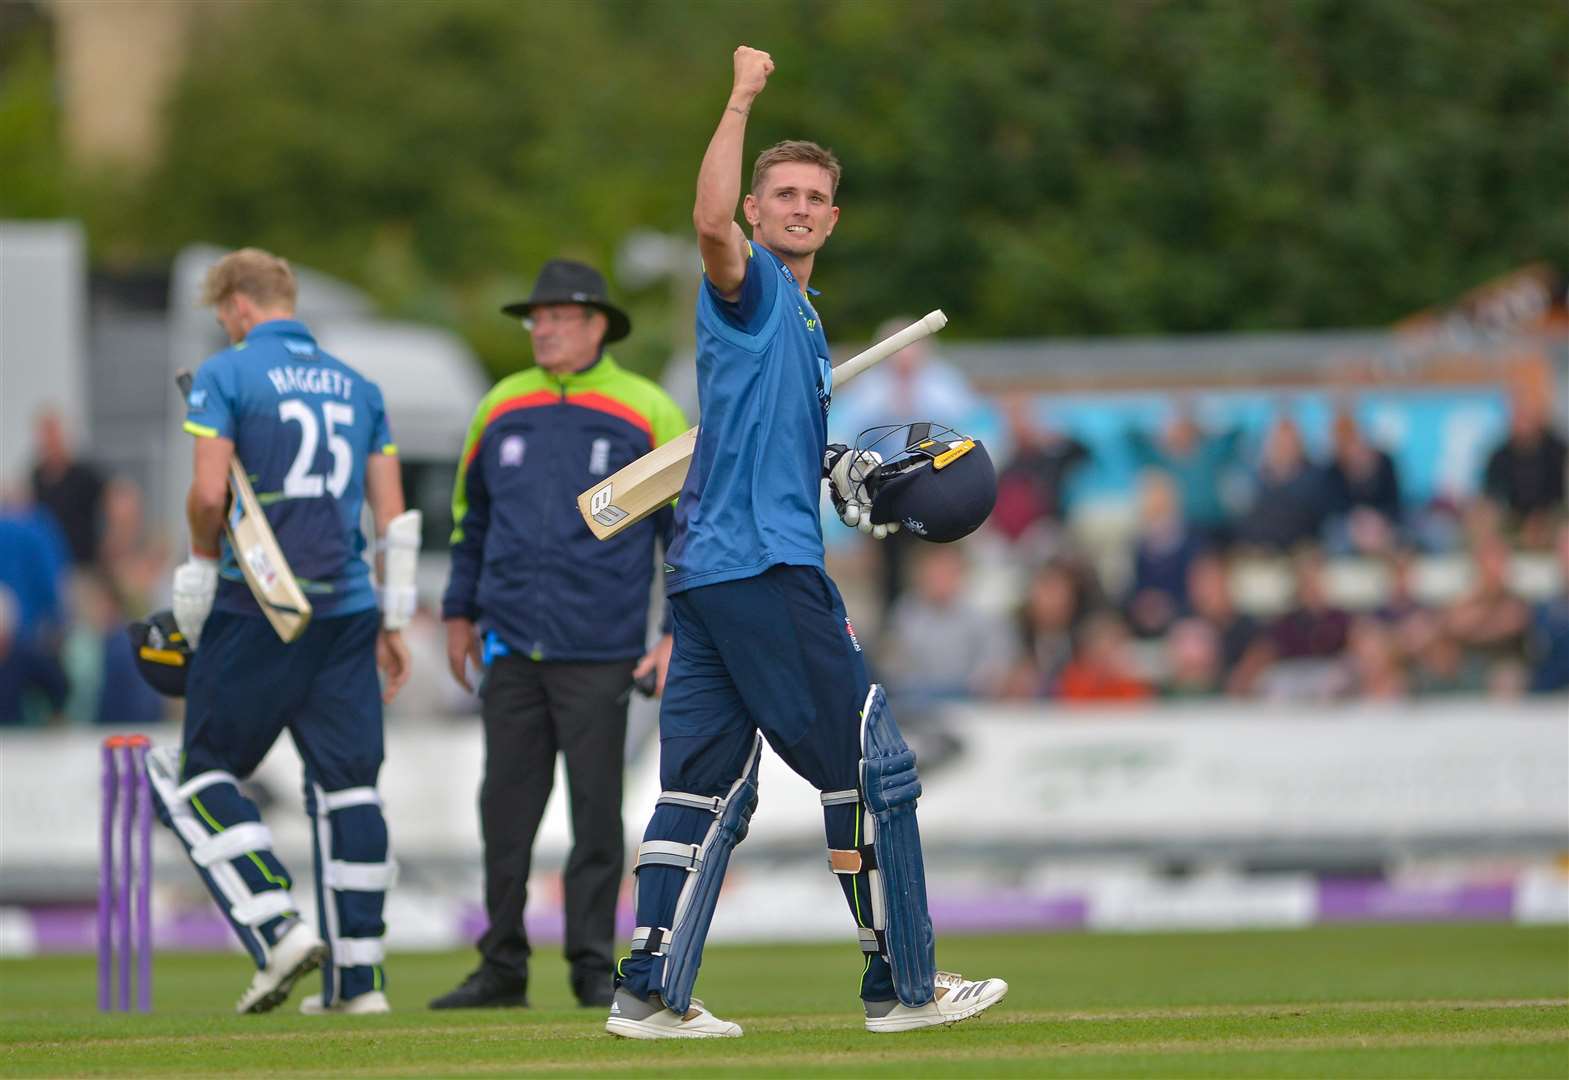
left=245, top=319, right=315, bottom=343
left=544, top=352, right=617, bottom=387
left=773, top=259, right=822, bottom=298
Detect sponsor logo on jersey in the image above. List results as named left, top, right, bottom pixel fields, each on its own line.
left=844, top=616, right=862, bottom=652
left=500, top=434, right=526, bottom=467
left=188, top=389, right=207, bottom=408
left=589, top=437, right=610, bottom=476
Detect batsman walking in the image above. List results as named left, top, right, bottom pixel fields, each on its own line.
left=606, top=47, right=1007, bottom=1038
left=149, top=248, right=418, bottom=1016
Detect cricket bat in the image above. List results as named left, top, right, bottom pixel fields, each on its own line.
left=176, top=370, right=312, bottom=642
left=579, top=309, right=948, bottom=540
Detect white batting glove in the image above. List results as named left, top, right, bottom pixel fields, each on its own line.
left=824, top=446, right=901, bottom=540
left=172, top=555, right=218, bottom=649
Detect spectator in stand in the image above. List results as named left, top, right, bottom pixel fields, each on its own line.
left=98, top=478, right=167, bottom=617
left=1443, top=533, right=1531, bottom=683
left=1002, top=556, right=1097, bottom=698
left=1527, top=523, right=1569, bottom=693
left=990, top=395, right=1090, bottom=546
left=1126, top=403, right=1242, bottom=547
left=1056, top=611, right=1152, bottom=703
left=1161, top=618, right=1224, bottom=698
left=881, top=546, right=1017, bottom=705
left=61, top=571, right=162, bottom=728
left=1483, top=389, right=1567, bottom=549
left=1325, top=406, right=1402, bottom=556
left=829, top=316, right=984, bottom=618
left=1343, top=617, right=1409, bottom=700
left=1125, top=470, right=1204, bottom=639
left=1185, top=553, right=1258, bottom=687
left=0, top=493, right=69, bottom=652
left=29, top=408, right=106, bottom=567
left=1236, top=415, right=1334, bottom=552
left=1233, top=546, right=1351, bottom=700
left=0, top=584, right=68, bottom=725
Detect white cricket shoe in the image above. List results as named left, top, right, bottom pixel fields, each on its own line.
left=299, top=990, right=391, bottom=1015
left=235, top=922, right=327, bottom=1014
left=863, top=971, right=1008, bottom=1032
left=604, top=987, right=742, bottom=1039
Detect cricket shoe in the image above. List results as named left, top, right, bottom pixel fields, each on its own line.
left=235, top=922, right=327, bottom=1014
left=863, top=971, right=1008, bottom=1033
left=604, top=986, right=742, bottom=1039
left=300, top=990, right=391, bottom=1015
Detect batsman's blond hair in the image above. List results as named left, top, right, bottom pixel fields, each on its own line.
left=200, top=248, right=297, bottom=309
left=750, top=140, right=842, bottom=199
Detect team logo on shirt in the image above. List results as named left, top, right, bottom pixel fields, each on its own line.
left=500, top=434, right=526, bottom=467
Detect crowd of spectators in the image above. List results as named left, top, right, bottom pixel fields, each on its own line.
left=830, top=339, right=1568, bottom=708
left=6, top=361, right=1566, bottom=725
left=1, top=409, right=166, bottom=726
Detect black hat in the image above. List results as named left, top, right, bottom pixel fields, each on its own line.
left=501, top=258, right=632, bottom=344
left=866, top=424, right=997, bottom=543
left=128, top=609, right=192, bottom=698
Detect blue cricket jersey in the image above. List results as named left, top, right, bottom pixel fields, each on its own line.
left=665, top=242, right=834, bottom=594
left=183, top=319, right=395, bottom=619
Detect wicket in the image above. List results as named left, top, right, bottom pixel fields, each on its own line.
left=98, top=733, right=153, bottom=1012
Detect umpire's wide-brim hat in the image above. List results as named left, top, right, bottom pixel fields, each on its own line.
left=501, top=258, right=631, bottom=344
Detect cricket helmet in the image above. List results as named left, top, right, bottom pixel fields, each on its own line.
left=860, top=422, right=997, bottom=543
left=128, top=609, right=191, bottom=698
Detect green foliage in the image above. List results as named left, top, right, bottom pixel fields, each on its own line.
left=0, top=19, right=66, bottom=218
left=25, top=0, right=1569, bottom=376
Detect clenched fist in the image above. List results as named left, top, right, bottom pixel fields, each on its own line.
left=732, top=45, right=774, bottom=101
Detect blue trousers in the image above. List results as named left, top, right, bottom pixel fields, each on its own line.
left=618, top=564, right=896, bottom=1002
left=176, top=608, right=389, bottom=1001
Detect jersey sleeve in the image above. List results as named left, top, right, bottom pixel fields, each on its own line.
left=702, top=241, right=777, bottom=337
left=183, top=357, right=236, bottom=440
left=366, top=381, right=397, bottom=455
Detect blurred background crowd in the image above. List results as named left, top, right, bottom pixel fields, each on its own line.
left=2, top=0, right=1566, bottom=726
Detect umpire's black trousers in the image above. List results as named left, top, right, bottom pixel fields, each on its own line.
left=476, top=654, right=636, bottom=984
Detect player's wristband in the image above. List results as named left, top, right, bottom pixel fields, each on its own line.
left=379, top=509, right=422, bottom=631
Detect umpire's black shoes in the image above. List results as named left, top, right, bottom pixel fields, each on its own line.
left=572, top=970, right=615, bottom=1008
left=428, top=966, right=527, bottom=1009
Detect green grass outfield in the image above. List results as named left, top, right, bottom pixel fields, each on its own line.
left=2, top=924, right=1565, bottom=1077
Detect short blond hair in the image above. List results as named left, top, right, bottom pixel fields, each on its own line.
left=750, top=140, right=842, bottom=199
left=200, top=248, right=297, bottom=309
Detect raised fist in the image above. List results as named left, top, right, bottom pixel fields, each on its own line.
left=732, top=45, right=774, bottom=99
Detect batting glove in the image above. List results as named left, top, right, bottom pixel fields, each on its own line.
left=823, top=445, right=900, bottom=540
left=172, top=555, right=218, bottom=649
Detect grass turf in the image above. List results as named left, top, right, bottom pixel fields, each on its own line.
left=1, top=924, right=1565, bottom=1077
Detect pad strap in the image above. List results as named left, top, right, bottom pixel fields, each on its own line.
left=657, top=790, right=728, bottom=813
left=334, top=937, right=386, bottom=967
left=322, top=786, right=382, bottom=811
left=326, top=858, right=400, bottom=891
left=631, top=926, right=670, bottom=955
left=637, top=841, right=703, bottom=872
left=191, top=822, right=274, bottom=868
left=827, top=845, right=878, bottom=875
left=232, top=889, right=296, bottom=927
left=177, top=770, right=239, bottom=801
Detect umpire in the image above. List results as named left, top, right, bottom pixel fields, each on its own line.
left=434, top=259, right=686, bottom=1009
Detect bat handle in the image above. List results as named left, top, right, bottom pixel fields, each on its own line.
left=175, top=369, right=194, bottom=396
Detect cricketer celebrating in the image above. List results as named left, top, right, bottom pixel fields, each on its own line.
left=147, top=248, right=418, bottom=1016
left=606, top=47, right=1007, bottom=1038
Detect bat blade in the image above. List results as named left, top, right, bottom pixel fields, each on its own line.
left=176, top=370, right=313, bottom=642
left=577, top=309, right=947, bottom=541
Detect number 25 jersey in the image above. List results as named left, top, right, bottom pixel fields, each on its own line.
left=184, top=318, right=396, bottom=619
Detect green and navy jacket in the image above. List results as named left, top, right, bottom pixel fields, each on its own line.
left=441, top=355, right=687, bottom=661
